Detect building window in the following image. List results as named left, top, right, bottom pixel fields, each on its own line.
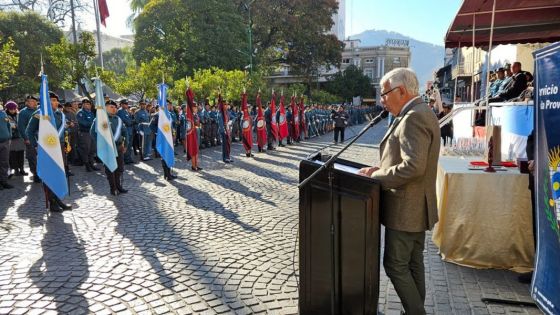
left=342, top=58, right=350, bottom=64
left=365, top=58, right=374, bottom=64
left=353, top=58, right=360, bottom=67
left=393, top=57, right=400, bottom=64
left=364, top=68, right=374, bottom=79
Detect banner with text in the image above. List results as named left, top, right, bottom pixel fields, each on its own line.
left=531, top=42, right=560, bottom=315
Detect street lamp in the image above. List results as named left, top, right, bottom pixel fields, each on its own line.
left=242, top=0, right=256, bottom=74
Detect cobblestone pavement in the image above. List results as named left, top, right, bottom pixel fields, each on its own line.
left=0, top=121, right=542, bottom=315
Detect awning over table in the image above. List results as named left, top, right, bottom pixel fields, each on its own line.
left=445, top=0, right=560, bottom=48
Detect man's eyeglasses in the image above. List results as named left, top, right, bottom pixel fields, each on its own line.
left=380, top=86, right=399, bottom=98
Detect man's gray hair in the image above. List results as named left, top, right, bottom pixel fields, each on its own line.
left=380, top=68, right=419, bottom=96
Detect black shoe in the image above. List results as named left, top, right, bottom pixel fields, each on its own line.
left=85, top=164, right=92, bottom=172
left=33, top=176, right=41, bottom=183
left=8, top=173, right=14, bottom=179
left=49, top=202, right=63, bottom=213
left=124, top=160, right=134, bottom=165
left=246, top=153, right=254, bottom=157
left=53, top=196, right=71, bottom=210
left=279, top=143, right=285, bottom=147
left=267, top=146, right=275, bottom=150
left=224, top=159, right=231, bottom=164
left=116, top=186, right=128, bottom=193
left=67, top=171, right=75, bottom=177
left=1, top=182, right=14, bottom=189
left=90, top=164, right=100, bottom=171
left=19, top=169, right=28, bottom=176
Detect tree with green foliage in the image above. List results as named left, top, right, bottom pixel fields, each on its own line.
left=47, top=32, right=97, bottom=89
left=0, top=11, right=63, bottom=99
left=97, top=47, right=135, bottom=77
left=115, top=57, right=173, bottom=101
left=133, top=0, right=247, bottom=80
left=0, top=37, right=19, bottom=90
left=311, top=89, right=341, bottom=104
left=325, top=65, right=373, bottom=101
left=233, top=0, right=343, bottom=85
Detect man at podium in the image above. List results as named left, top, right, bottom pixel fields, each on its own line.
left=359, top=68, right=440, bottom=315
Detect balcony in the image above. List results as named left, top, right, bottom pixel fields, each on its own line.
left=452, top=64, right=474, bottom=78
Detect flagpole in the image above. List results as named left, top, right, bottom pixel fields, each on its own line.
left=93, top=0, right=104, bottom=69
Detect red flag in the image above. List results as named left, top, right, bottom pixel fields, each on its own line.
left=278, top=95, right=289, bottom=139
left=98, top=0, right=110, bottom=27
left=255, top=93, right=267, bottom=149
left=290, top=96, right=300, bottom=141
left=299, top=97, right=307, bottom=139
left=240, top=92, right=253, bottom=151
left=185, top=87, right=199, bottom=161
left=269, top=93, right=279, bottom=141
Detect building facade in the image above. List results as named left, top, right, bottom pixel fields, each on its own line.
left=340, top=39, right=411, bottom=90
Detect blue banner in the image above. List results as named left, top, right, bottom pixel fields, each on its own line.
left=532, top=42, right=560, bottom=315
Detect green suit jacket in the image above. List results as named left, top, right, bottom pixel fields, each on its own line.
left=372, top=97, right=441, bottom=233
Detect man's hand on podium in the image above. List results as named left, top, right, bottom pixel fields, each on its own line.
left=358, top=166, right=379, bottom=177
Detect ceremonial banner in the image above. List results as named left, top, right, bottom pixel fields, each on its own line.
left=241, top=92, right=253, bottom=151
left=94, top=78, right=118, bottom=172
left=37, top=74, right=68, bottom=198
left=255, top=93, right=267, bottom=148
left=531, top=42, right=560, bottom=315
left=278, top=95, right=289, bottom=139
left=269, top=93, right=279, bottom=141
left=290, top=96, right=300, bottom=140
left=299, top=97, right=307, bottom=139
left=156, top=83, right=175, bottom=168
left=185, top=87, right=199, bottom=161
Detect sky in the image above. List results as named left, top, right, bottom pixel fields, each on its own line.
left=83, top=0, right=463, bottom=47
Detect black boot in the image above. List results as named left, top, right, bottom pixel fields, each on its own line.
left=49, top=199, right=63, bottom=212
left=115, top=173, right=128, bottom=193
left=85, top=164, right=92, bottom=172
left=53, top=195, right=71, bottom=210
left=108, top=175, right=118, bottom=196
left=89, top=162, right=100, bottom=171
left=19, top=168, right=28, bottom=176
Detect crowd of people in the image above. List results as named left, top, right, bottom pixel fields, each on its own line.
left=0, top=91, right=376, bottom=210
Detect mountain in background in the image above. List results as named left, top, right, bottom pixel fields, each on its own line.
left=349, top=29, right=445, bottom=89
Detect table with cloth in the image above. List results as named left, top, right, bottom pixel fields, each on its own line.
left=432, top=156, right=535, bottom=272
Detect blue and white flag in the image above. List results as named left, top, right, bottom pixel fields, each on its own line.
left=156, top=83, right=174, bottom=168
left=94, top=78, right=118, bottom=172
left=37, top=74, right=68, bottom=199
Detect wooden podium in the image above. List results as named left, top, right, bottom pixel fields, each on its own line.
left=299, top=153, right=381, bottom=315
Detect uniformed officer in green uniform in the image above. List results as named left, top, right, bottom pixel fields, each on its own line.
left=17, top=95, right=40, bottom=182
left=90, top=100, right=128, bottom=195
left=25, top=92, right=72, bottom=212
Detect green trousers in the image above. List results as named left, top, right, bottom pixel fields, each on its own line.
left=383, top=227, right=427, bottom=315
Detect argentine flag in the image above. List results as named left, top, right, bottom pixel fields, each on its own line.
left=37, top=74, right=68, bottom=199
left=94, top=78, right=118, bottom=172
left=156, top=83, right=175, bottom=168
